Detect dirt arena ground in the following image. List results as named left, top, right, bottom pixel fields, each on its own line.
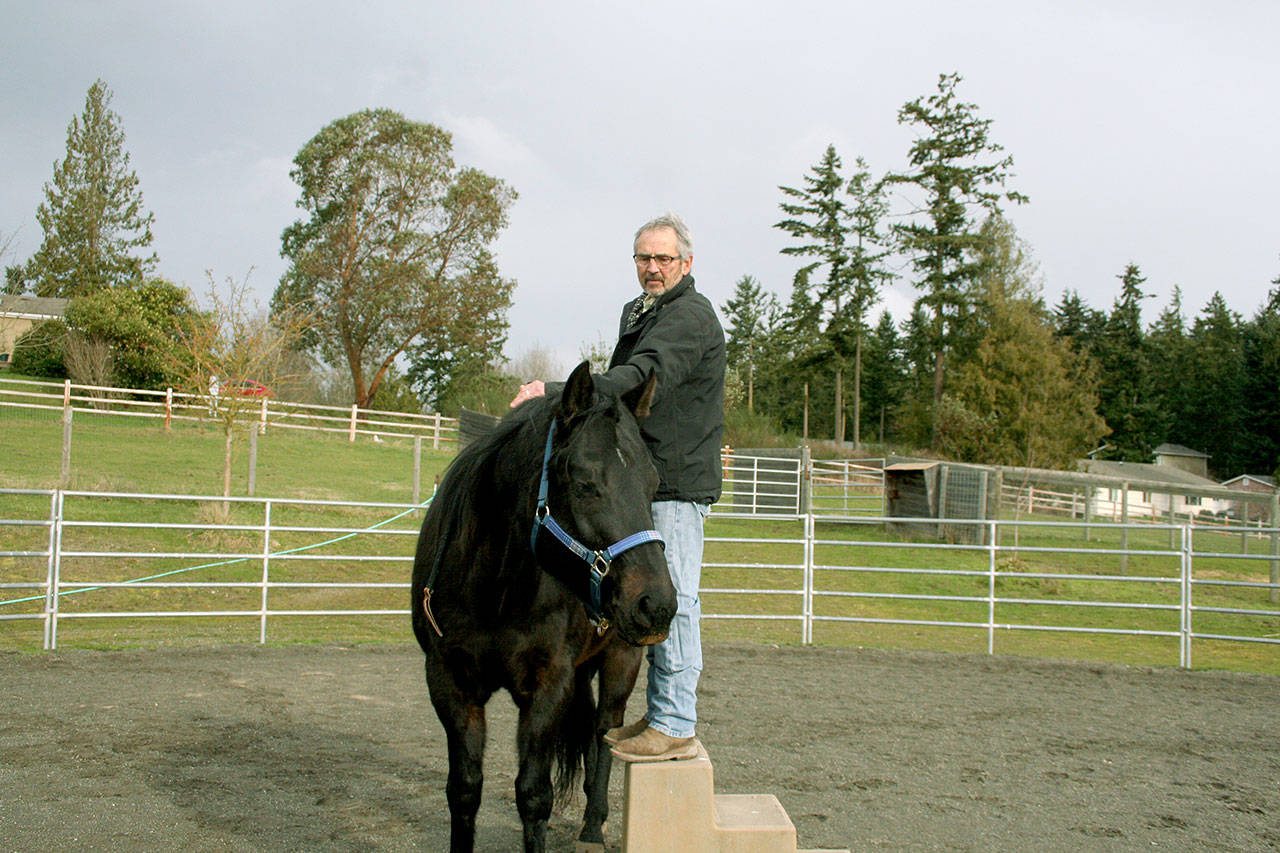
left=2, top=642, right=1277, bottom=852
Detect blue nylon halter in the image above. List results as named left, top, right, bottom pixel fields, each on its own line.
left=530, top=418, right=665, bottom=632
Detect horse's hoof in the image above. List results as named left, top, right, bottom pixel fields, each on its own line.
left=576, top=821, right=607, bottom=852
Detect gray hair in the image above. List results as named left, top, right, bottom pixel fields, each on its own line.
left=634, top=212, right=693, bottom=259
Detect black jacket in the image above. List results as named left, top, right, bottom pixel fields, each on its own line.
left=593, top=275, right=725, bottom=503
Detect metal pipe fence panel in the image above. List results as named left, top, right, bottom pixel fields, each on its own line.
left=1, top=488, right=1276, bottom=669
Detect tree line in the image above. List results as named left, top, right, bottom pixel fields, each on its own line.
left=722, top=74, right=1278, bottom=481
left=8, top=78, right=1277, bottom=481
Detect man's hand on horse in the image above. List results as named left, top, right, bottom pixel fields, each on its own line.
left=509, top=380, right=546, bottom=408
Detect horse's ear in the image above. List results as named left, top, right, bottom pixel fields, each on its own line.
left=622, top=370, right=657, bottom=420
left=560, top=361, right=595, bottom=421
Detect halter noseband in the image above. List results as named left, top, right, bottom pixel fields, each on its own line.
left=531, top=417, right=664, bottom=634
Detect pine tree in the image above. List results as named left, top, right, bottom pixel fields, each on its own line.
left=721, top=275, right=775, bottom=412
left=1096, top=264, right=1161, bottom=460
left=1147, top=287, right=1190, bottom=449
left=1183, top=292, right=1246, bottom=475
left=860, top=310, right=907, bottom=445
left=776, top=146, right=891, bottom=443
left=1052, top=290, right=1105, bottom=356
left=776, top=145, right=852, bottom=440
left=839, top=157, right=893, bottom=447
left=883, top=73, right=1027, bottom=446
left=8, top=79, right=156, bottom=298
left=1241, top=281, right=1280, bottom=477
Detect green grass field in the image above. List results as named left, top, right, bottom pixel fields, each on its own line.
left=2, top=401, right=1277, bottom=673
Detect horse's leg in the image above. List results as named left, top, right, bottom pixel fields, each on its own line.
left=426, top=657, right=489, bottom=853
left=578, top=643, right=644, bottom=850
left=514, top=660, right=575, bottom=853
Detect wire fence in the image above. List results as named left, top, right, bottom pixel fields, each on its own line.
left=3, top=485, right=1276, bottom=670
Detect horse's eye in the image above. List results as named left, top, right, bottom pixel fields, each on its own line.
left=574, top=480, right=604, bottom=499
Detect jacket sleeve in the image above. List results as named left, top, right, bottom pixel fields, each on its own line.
left=592, top=297, right=719, bottom=404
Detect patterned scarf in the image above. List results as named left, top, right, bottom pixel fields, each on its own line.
left=625, top=293, right=658, bottom=330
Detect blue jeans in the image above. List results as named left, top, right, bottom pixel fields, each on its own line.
left=644, top=500, right=709, bottom=739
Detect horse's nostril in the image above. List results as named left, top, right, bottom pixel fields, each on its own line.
left=634, top=591, right=676, bottom=632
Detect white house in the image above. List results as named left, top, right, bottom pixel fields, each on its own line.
left=1079, top=445, right=1221, bottom=521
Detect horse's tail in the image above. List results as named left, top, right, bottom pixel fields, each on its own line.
left=552, top=667, right=597, bottom=803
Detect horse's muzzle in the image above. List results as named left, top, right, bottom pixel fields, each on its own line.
left=613, top=586, right=676, bottom=646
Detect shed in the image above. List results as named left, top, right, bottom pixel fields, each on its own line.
left=885, top=460, right=998, bottom=543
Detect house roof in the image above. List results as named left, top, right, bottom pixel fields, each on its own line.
left=1153, top=442, right=1210, bottom=459
left=0, top=294, right=69, bottom=318
left=1221, top=474, right=1278, bottom=490
left=1081, top=458, right=1220, bottom=489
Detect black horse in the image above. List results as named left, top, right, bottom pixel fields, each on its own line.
left=411, top=362, right=677, bottom=853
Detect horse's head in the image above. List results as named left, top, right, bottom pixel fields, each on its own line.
left=543, top=361, right=676, bottom=645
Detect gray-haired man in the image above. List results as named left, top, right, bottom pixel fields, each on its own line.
left=511, top=213, right=725, bottom=761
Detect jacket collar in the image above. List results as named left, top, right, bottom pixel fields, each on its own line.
left=625, top=275, right=694, bottom=331
left=655, top=274, right=694, bottom=307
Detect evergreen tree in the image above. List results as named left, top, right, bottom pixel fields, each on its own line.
left=1052, top=290, right=1105, bottom=356
left=1095, top=264, right=1161, bottom=461
left=721, top=274, right=775, bottom=412
left=1146, top=287, right=1190, bottom=448
left=839, top=157, right=893, bottom=446
left=895, top=305, right=938, bottom=447
left=6, top=79, right=157, bottom=298
left=764, top=267, right=829, bottom=437
left=860, top=310, right=907, bottom=445
left=1183, top=292, right=1246, bottom=476
left=1241, top=281, right=1280, bottom=477
left=776, top=145, right=853, bottom=440
left=882, top=73, right=1027, bottom=445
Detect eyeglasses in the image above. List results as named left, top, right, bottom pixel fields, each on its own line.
left=633, top=253, right=682, bottom=267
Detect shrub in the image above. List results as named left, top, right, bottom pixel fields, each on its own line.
left=9, top=320, right=68, bottom=379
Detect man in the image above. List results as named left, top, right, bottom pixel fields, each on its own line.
left=510, top=212, right=725, bottom=762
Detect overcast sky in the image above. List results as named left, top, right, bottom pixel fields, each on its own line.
left=3, top=1, right=1277, bottom=376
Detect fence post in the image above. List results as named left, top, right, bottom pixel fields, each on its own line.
left=349, top=405, right=358, bottom=442
left=433, top=413, right=441, bottom=450
left=799, top=446, right=812, bottom=515
left=62, top=378, right=71, bottom=408
left=1120, top=482, right=1130, bottom=575
left=988, top=519, right=998, bottom=655
left=60, top=407, right=73, bottom=489
left=42, top=490, right=60, bottom=651
left=1269, top=494, right=1279, bottom=605
left=46, top=490, right=66, bottom=650
left=1083, top=488, right=1094, bottom=542
left=413, top=436, right=422, bottom=508
left=247, top=427, right=258, bottom=497
left=802, top=512, right=814, bottom=645
left=1180, top=524, right=1192, bottom=668
left=165, top=387, right=173, bottom=430
left=260, top=499, right=272, bottom=644
left=259, top=398, right=268, bottom=434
